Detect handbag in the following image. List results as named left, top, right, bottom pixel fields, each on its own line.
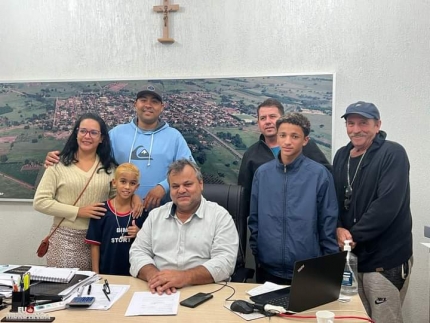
left=36, top=162, right=100, bottom=258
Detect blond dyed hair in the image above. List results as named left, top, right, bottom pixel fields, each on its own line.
left=115, top=163, right=140, bottom=182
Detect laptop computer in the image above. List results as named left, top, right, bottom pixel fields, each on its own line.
left=250, top=251, right=347, bottom=313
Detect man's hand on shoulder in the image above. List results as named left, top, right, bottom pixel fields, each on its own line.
left=143, top=185, right=166, bottom=211
left=44, top=150, right=60, bottom=168
left=148, top=270, right=188, bottom=295
left=131, top=194, right=144, bottom=218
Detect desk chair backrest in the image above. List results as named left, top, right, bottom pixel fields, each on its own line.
left=202, top=184, right=253, bottom=281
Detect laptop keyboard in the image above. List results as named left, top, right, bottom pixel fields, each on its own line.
left=267, top=295, right=290, bottom=308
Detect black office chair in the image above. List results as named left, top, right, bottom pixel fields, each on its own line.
left=202, top=184, right=254, bottom=282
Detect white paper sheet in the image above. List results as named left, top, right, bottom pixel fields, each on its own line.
left=124, top=291, right=180, bottom=316
left=0, top=286, right=12, bottom=298
left=55, top=273, right=98, bottom=300
left=0, top=274, right=21, bottom=287
left=85, top=284, right=130, bottom=310
left=246, top=282, right=288, bottom=296
left=0, top=273, right=21, bottom=297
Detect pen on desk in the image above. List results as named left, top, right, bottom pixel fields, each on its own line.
left=103, top=290, right=111, bottom=302
left=16, top=276, right=21, bottom=291
left=87, top=285, right=92, bottom=295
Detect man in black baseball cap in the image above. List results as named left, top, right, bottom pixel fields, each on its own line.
left=333, top=101, right=413, bottom=323
left=136, top=83, right=163, bottom=102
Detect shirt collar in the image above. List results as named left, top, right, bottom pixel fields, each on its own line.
left=167, top=197, right=206, bottom=219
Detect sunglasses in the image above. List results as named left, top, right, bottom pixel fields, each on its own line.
left=344, top=185, right=353, bottom=210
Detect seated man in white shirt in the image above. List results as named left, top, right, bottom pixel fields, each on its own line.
left=129, top=159, right=239, bottom=295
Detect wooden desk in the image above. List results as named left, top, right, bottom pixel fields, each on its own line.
left=1, top=275, right=369, bottom=323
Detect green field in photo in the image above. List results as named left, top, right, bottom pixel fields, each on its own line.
left=0, top=175, right=35, bottom=199
left=200, top=144, right=240, bottom=185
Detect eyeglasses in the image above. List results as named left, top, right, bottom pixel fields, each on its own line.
left=344, top=185, right=353, bottom=210
left=102, top=279, right=111, bottom=301
left=77, top=128, right=101, bottom=137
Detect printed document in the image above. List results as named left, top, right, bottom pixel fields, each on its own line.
left=125, top=291, right=180, bottom=316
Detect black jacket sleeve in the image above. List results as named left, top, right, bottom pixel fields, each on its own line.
left=303, top=139, right=332, bottom=172
left=238, top=150, right=253, bottom=219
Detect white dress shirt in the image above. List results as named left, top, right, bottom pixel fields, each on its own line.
left=129, top=197, right=239, bottom=282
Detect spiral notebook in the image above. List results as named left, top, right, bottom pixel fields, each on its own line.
left=27, top=266, right=78, bottom=283
left=31, top=271, right=98, bottom=301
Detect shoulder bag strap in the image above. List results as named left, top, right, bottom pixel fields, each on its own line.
left=47, top=161, right=101, bottom=238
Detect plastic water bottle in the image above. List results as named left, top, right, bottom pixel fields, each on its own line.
left=340, top=240, right=358, bottom=296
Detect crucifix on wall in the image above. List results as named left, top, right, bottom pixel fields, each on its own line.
left=153, top=0, right=179, bottom=43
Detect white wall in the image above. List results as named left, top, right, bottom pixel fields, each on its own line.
left=0, top=1, right=429, bottom=321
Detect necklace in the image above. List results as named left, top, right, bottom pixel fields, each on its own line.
left=346, top=150, right=367, bottom=195
left=113, top=198, right=132, bottom=240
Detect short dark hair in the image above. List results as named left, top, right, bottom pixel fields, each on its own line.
left=60, top=112, right=116, bottom=173
left=257, top=99, right=284, bottom=117
left=167, top=159, right=203, bottom=183
left=276, top=112, right=311, bottom=137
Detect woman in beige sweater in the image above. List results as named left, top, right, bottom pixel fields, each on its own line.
left=34, top=113, right=119, bottom=270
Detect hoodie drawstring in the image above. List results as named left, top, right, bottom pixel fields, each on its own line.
left=128, top=126, right=138, bottom=163
left=147, top=133, right=154, bottom=166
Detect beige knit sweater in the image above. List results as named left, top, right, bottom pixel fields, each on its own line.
left=33, top=158, right=115, bottom=230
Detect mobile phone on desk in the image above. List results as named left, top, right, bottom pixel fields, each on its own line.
left=180, top=293, right=213, bottom=308
left=67, top=296, right=95, bottom=307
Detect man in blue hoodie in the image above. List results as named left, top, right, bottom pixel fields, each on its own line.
left=109, top=84, right=193, bottom=210
left=45, top=83, right=194, bottom=211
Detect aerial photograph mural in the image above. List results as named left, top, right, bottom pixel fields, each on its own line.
left=0, top=74, right=333, bottom=200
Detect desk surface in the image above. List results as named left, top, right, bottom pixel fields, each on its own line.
left=1, top=275, right=369, bottom=323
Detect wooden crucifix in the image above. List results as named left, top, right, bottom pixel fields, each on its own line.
left=153, top=0, right=179, bottom=43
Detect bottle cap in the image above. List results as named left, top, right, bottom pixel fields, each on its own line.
left=343, top=240, right=352, bottom=251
